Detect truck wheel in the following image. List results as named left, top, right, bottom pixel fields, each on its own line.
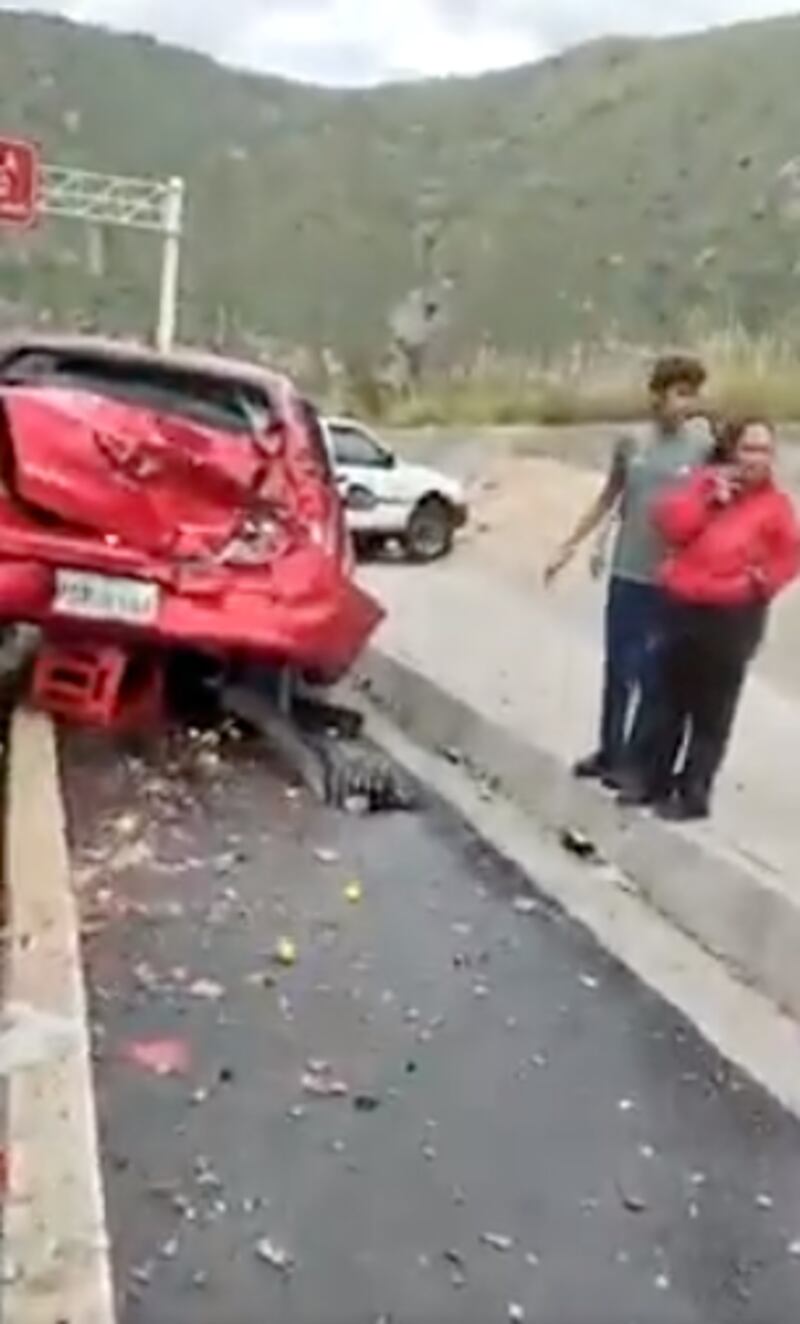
left=403, top=497, right=454, bottom=562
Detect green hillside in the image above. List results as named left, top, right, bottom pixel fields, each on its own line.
left=3, top=11, right=800, bottom=360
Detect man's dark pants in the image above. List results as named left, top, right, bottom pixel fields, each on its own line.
left=599, top=575, right=666, bottom=772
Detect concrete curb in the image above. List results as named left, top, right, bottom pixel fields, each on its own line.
left=358, top=647, right=800, bottom=1021
left=2, top=708, right=115, bottom=1323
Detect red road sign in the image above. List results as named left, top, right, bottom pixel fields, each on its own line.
left=0, top=136, right=39, bottom=227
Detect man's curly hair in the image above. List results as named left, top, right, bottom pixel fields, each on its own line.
left=648, top=354, right=707, bottom=396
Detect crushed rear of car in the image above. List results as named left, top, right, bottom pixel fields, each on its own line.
left=0, top=337, right=383, bottom=684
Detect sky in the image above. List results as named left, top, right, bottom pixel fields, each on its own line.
left=1, top=0, right=798, bottom=85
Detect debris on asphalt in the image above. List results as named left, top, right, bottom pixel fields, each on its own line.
left=302, top=1062, right=349, bottom=1098
left=287, top=1104, right=307, bottom=1120
left=344, top=793, right=370, bottom=816
left=512, top=896, right=539, bottom=916
left=618, top=1098, right=636, bottom=1113
left=655, top=1273, right=671, bottom=1291
left=579, top=973, right=600, bottom=990
left=106, top=839, right=154, bottom=875
left=0, top=1003, right=78, bottom=1076
left=159, top=1237, right=179, bottom=1261
left=344, top=880, right=364, bottom=904
left=788, top=1239, right=800, bottom=1258
left=245, top=970, right=277, bottom=989
left=314, top=847, right=340, bottom=865
left=353, top=1093, right=382, bottom=1112
left=274, top=936, right=297, bottom=966
left=756, top=1193, right=775, bottom=1210
left=188, top=978, right=225, bottom=1001
left=255, top=1238, right=295, bottom=1274
left=443, top=1249, right=465, bottom=1270
left=616, top=1180, right=648, bottom=1214
left=442, top=746, right=463, bottom=766
left=122, top=1036, right=191, bottom=1077
left=480, top=1232, right=515, bottom=1253
left=129, top=1261, right=154, bottom=1287
left=112, top=811, right=141, bottom=838
left=508, top=1305, right=526, bottom=1322
left=559, top=827, right=600, bottom=862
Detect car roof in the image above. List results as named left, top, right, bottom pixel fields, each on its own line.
left=0, top=333, right=293, bottom=399
left=326, top=416, right=373, bottom=431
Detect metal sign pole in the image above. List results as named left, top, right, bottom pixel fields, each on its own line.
left=157, top=177, right=185, bottom=353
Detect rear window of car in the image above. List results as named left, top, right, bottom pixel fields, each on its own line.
left=0, top=350, right=270, bottom=436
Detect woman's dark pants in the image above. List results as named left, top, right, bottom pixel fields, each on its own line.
left=643, top=599, right=765, bottom=810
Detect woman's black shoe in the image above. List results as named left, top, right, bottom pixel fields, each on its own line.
left=615, top=771, right=656, bottom=807
left=656, top=795, right=710, bottom=823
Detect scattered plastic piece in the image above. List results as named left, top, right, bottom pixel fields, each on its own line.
left=513, top=896, right=539, bottom=916
left=188, top=979, right=225, bottom=1002
left=255, top=1238, right=295, bottom=1274
left=122, top=1037, right=191, bottom=1077
left=480, top=1232, right=514, bottom=1253
left=344, top=880, right=363, bottom=904
left=579, top=973, right=600, bottom=990
left=274, top=937, right=297, bottom=967
left=509, top=1306, right=526, bottom=1322
left=559, top=827, right=599, bottom=861
left=302, top=1063, right=349, bottom=1098
left=617, top=1181, right=648, bottom=1214
left=314, top=848, right=340, bottom=865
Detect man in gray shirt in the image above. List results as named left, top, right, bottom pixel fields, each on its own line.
left=545, top=355, right=712, bottom=784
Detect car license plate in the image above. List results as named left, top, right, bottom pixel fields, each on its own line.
left=53, top=570, right=160, bottom=625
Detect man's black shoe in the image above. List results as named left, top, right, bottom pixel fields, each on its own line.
left=573, top=752, right=609, bottom=781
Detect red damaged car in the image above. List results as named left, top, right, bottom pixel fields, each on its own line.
left=0, top=336, right=383, bottom=683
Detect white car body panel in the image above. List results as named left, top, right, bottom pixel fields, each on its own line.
left=323, top=417, right=466, bottom=538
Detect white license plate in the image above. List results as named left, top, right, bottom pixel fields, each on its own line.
left=53, top=570, right=160, bottom=625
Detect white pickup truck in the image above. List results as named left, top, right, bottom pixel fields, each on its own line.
left=324, top=416, right=468, bottom=561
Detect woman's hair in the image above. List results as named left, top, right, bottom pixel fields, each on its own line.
left=711, top=415, right=775, bottom=464
left=648, top=354, right=707, bottom=396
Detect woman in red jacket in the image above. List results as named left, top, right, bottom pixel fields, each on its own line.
left=640, top=417, right=800, bottom=820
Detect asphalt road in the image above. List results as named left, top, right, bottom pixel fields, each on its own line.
left=63, top=723, right=800, bottom=1324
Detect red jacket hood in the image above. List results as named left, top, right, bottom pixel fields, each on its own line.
left=654, top=467, right=800, bottom=607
